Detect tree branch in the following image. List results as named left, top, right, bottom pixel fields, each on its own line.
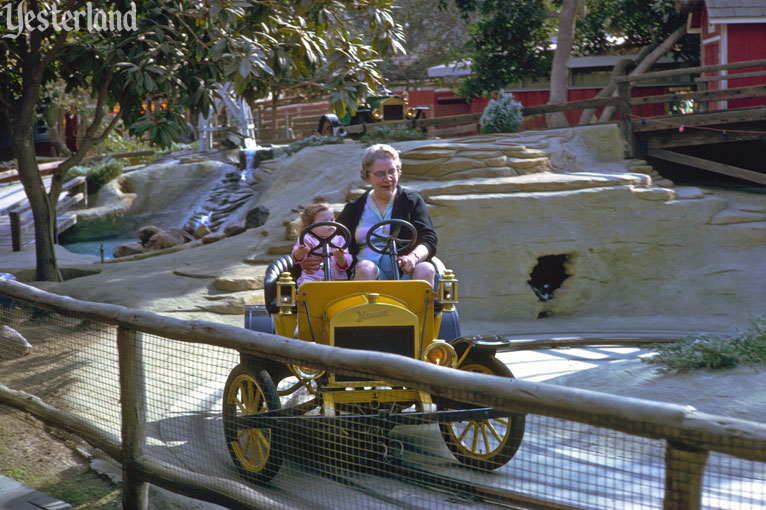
left=48, top=73, right=118, bottom=205
left=597, top=23, right=687, bottom=122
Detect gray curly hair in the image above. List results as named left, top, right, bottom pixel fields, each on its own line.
left=360, top=144, right=402, bottom=180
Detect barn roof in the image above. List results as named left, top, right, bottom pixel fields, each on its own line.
left=705, top=0, right=766, bottom=21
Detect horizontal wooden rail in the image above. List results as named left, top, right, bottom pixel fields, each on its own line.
left=649, top=148, right=766, bottom=185
left=629, top=84, right=766, bottom=106
left=521, top=96, right=621, bottom=115
left=2, top=279, right=766, bottom=463
left=618, top=58, right=766, bottom=83
left=696, top=69, right=766, bottom=83
left=630, top=107, right=766, bottom=132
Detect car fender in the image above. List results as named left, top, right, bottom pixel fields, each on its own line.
left=450, top=334, right=510, bottom=358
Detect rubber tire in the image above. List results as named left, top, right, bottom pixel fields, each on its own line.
left=318, top=116, right=334, bottom=137
left=223, top=364, right=283, bottom=483
left=438, top=354, right=525, bottom=470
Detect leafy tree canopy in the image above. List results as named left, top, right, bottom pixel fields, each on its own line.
left=378, top=0, right=477, bottom=84
left=453, top=0, right=698, bottom=99
left=0, top=0, right=404, bottom=148
left=575, top=0, right=697, bottom=62
left=0, top=0, right=404, bottom=282
left=456, top=0, right=553, bottom=98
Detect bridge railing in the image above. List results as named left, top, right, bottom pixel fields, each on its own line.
left=1, top=175, right=88, bottom=251
left=1, top=278, right=765, bottom=509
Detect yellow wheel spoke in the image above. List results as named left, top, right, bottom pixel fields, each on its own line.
left=480, top=422, right=491, bottom=454
left=251, top=430, right=265, bottom=468
left=470, top=422, right=479, bottom=451
left=246, top=382, right=255, bottom=411
left=456, top=422, right=471, bottom=443
left=487, top=420, right=504, bottom=443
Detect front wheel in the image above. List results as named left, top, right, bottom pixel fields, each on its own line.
left=438, top=354, right=525, bottom=470
left=223, top=364, right=282, bottom=483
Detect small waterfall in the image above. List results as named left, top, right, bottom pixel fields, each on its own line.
left=184, top=143, right=273, bottom=233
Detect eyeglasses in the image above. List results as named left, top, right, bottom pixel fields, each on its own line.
left=371, top=168, right=400, bottom=179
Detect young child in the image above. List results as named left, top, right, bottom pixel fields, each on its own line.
left=291, top=203, right=352, bottom=287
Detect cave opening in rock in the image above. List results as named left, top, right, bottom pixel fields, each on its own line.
left=528, top=254, right=571, bottom=302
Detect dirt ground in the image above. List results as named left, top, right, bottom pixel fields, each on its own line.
left=0, top=306, right=122, bottom=508
left=0, top=406, right=121, bottom=509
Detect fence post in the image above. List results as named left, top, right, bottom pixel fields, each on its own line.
left=696, top=80, right=709, bottom=113
left=664, top=441, right=709, bottom=510
left=9, top=211, right=21, bottom=252
left=617, top=79, right=635, bottom=157
left=118, top=326, right=149, bottom=510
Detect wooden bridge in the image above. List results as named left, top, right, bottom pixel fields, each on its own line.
left=0, top=174, right=87, bottom=251
left=346, top=58, right=766, bottom=186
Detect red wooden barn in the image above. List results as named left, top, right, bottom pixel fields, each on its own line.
left=680, top=0, right=766, bottom=108
left=419, top=54, right=695, bottom=130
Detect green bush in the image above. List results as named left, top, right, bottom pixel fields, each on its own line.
left=284, top=135, right=345, bottom=156
left=63, top=158, right=126, bottom=194
left=643, top=317, right=766, bottom=372
left=86, top=158, right=125, bottom=194
left=359, top=124, right=427, bottom=146
left=480, top=92, right=523, bottom=134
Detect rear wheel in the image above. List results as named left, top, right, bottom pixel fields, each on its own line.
left=318, top=114, right=340, bottom=137
left=438, top=353, right=525, bottom=470
left=223, top=364, right=282, bottom=483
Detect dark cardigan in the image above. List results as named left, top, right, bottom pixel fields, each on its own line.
left=337, top=186, right=438, bottom=264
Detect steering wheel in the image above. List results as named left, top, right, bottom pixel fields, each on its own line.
left=299, top=221, right=351, bottom=256
left=365, top=219, right=417, bottom=255
left=298, top=221, right=351, bottom=282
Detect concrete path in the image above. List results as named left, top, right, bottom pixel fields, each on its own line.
left=0, top=475, right=71, bottom=510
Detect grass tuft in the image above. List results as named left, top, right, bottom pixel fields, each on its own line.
left=643, top=316, right=766, bottom=373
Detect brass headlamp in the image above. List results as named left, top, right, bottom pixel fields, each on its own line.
left=438, top=269, right=459, bottom=312
left=423, top=339, right=457, bottom=368
left=277, top=271, right=296, bottom=315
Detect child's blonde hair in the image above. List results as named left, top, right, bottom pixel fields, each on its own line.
left=300, top=202, right=333, bottom=230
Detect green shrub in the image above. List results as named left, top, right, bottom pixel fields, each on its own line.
left=284, top=135, right=346, bottom=156
left=480, top=92, right=523, bottom=134
left=64, top=158, right=127, bottom=194
left=359, top=124, right=427, bottom=146
left=643, top=317, right=766, bottom=372
left=63, top=165, right=90, bottom=182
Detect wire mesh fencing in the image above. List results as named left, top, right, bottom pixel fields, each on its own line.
left=1, top=286, right=766, bottom=510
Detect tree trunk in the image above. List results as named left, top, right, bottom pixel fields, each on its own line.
left=597, top=23, right=688, bottom=122
left=12, top=28, right=67, bottom=281
left=43, top=103, right=72, bottom=157
left=271, top=88, right=279, bottom=141
left=12, top=128, right=62, bottom=282
left=546, top=0, right=578, bottom=128
left=577, top=57, right=638, bottom=125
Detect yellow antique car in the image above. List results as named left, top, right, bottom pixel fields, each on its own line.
left=223, top=220, right=525, bottom=483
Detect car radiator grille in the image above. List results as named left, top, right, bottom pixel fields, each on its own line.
left=334, top=326, right=414, bottom=359
left=383, top=105, right=404, bottom=120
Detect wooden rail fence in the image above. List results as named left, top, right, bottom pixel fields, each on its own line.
left=1, top=279, right=766, bottom=509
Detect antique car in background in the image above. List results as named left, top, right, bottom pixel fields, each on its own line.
left=222, top=220, right=525, bottom=483
left=317, top=91, right=429, bottom=137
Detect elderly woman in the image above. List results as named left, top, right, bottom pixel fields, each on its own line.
left=335, top=143, right=437, bottom=286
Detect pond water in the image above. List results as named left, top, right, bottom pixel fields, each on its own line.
left=62, top=236, right=136, bottom=260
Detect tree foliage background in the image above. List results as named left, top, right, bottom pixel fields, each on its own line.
left=453, top=0, right=699, bottom=99
left=0, top=0, right=404, bottom=281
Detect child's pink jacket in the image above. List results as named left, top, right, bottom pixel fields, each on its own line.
left=291, top=235, right=352, bottom=287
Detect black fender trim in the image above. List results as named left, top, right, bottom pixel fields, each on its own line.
left=450, top=334, right=511, bottom=357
